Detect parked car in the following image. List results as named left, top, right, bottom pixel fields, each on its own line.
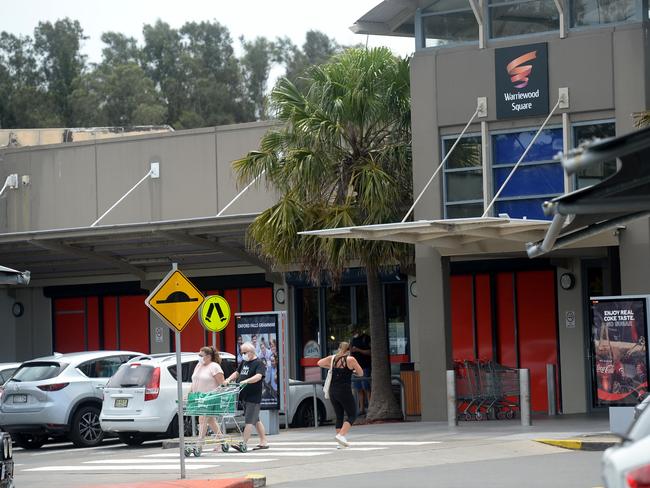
left=602, top=396, right=650, bottom=487
left=0, top=364, right=20, bottom=386
left=282, top=379, right=334, bottom=428
left=0, top=350, right=142, bottom=449
left=0, top=432, right=13, bottom=488
left=100, top=352, right=237, bottom=446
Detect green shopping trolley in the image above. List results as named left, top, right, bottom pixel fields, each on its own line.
left=182, top=383, right=246, bottom=457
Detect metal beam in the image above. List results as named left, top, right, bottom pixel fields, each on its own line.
left=28, top=240, right=146, bottom=280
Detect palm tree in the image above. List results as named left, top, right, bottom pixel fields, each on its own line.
left=233, top=47, right=412, bottom=420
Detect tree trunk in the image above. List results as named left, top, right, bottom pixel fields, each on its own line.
left=365, top=265, right=402, bottom=420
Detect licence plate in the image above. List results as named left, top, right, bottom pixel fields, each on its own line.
left=114, top=398, right=128, bottom=408
left=12, top=394, right=26, bottom=403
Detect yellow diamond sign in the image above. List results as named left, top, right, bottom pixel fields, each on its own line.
left=145, top=267, right=204, bottom=332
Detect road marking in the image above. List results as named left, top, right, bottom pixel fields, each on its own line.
left=23, top=465, right=220, bottom=471
left=147, top=451, right=330, bottom=457
left=84, top=458, right=276, bottom=464
left=265, top=441, right=440, bottom=446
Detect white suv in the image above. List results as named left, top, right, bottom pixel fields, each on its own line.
left=100, top=352, right=236, bottom=446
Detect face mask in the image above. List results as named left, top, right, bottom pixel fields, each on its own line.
left=202, top=356, right=210, bottom=364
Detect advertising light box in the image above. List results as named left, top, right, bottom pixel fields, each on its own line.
left=590, top=295, right=649, bottom=407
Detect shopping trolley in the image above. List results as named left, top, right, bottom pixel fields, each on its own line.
left=182, top=383, right=247, bottom=456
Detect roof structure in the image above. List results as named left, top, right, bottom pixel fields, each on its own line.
left=0, top=213, right=272, bottom=286
left=527, top=126, right=650, bottom=258
left=300, top=216, right=617, bottom=257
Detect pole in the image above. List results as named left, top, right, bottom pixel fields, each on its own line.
left=519, top=369, right=531, bottom=426
left=447, top=370, right=457, bottom=427
left=312, top=384, right=319, bottom=428
left=175, top=331, right=186, bottom=479
left=212, top=331, right=217, bottom=348
left=546, top=364, right=557, bottom=416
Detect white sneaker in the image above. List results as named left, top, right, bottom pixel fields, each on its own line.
left=335, top=434, right=350, bottom=447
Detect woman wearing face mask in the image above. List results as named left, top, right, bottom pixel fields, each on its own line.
left=190, top=346, right=225, bottom=446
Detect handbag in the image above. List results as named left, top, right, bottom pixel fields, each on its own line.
left=323, top=355, right=334, bottom=399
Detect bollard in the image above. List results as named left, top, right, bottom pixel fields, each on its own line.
left=312, top=384, right=319, bottom=428
left=519, top=368, right=531, bottom=426
left=447, top=370, right=457, bottom=427
left=546, top=364, right=557, bottom=416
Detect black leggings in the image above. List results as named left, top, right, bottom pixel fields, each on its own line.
left=329, top=387, right=357, bottom=429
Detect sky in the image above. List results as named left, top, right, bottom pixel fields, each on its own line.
left=0, top=0, right=415, bottom=62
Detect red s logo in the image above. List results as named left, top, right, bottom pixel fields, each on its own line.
left=506, top=51, right=537, bottom=89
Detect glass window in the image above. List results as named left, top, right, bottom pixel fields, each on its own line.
left=443, top=135, right=483, bottom=218
left=12, top=362, right=64, bottom=382
left=108, top=363, right=154, bottom=387
left=326, top=287, right=353, bottom=355
left=420, top=1, right=479, bottom=47
left=573, top=122, right=616, bottom=189
left=571, top=0, right=641, bottom=27
left=492, top=128, right=563, bottom=220
left=78, top=356, right=124, bottom=378
left=386, top=283, right=408, bottom=356
left=489, top=0, right=559, bottom=38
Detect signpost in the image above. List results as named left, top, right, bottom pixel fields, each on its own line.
left=199, top=295, right=232, bottom=347
left=145, top=263, right=204, bottom=479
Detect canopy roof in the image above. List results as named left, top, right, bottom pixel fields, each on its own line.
left=300, top=216, right=616, bottom=257
left=0, top=213, right=270, bottom=286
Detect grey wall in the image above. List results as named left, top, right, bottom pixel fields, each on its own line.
left=0, top=287, right=51, bottom=362
left=0, top=121, right=279, bottom=233
left=409, top=24, right=648, bottom=418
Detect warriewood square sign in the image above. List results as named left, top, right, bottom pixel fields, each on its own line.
left=495, top=42, right=549, bottom=119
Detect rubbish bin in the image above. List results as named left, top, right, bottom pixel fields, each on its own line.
left=400, top=363, right=421, bottom=416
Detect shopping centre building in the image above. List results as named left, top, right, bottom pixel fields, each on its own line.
left=0, top=0, right=648, bottom=421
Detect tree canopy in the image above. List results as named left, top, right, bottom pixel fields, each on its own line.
left=234, top=47, right=413, bottom=419
left=0, top=18, right=349, bottom=129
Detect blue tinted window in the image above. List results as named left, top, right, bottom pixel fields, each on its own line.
left=491, top=128, right=564, bottom=220
left=495, top=198, right=549, bottom=220
left=493, top=128, right=563, bottom=165
left=493, top=164, right=564, bottom=197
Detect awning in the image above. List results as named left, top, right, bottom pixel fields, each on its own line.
left=0, top=265, right=30, bottom=286
left=300, top=217, right=617, bottom=257
left=527, top=126, right=650, bottom=258
left=0, top=213, right=274, bottom=286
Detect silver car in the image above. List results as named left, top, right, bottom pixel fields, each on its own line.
left=0, top=364, right=20, bottom=386
left=0, top=351, right=141, bottom=449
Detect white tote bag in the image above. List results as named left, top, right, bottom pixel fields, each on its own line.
left=323, top=355, right=335, bottom=399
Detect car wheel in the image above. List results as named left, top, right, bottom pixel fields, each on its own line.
left=69, top=405, right=104, bottom=448
left=293, top=400, right=325, bottom=428
left=168, top=415, right=193, bottom=438
left=118, top=432, right=146, bottom=446
left=12, top=433, right=46, bottom=449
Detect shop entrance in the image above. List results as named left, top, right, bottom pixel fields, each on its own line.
left=450, top=268, right=559, bottom=413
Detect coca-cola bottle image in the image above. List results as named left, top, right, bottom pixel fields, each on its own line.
left=596, top=322, right=615, bottom=394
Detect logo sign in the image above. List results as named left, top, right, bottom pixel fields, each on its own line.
left=495, top=43, right=548, bottom=119
left=145, top=268, right=204, bottom=332
left=199, top=295, right=231, bottom=332
left=303, top=340, right=321, bottom=358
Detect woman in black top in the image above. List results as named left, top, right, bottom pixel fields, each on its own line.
left=318, top=342, right=363, bottom=447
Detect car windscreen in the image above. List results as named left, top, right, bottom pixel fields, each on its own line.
left=10, top=362, right=65, bottom=382
left=106, top=363, right=154, bottom=388
left=628, top=400, right=650, bottom=441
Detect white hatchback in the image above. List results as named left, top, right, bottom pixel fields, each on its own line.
left=100, top=352, right=237, bottom=446
left=602, top=400, right=650, bottom=487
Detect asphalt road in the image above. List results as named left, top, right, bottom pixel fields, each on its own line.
left=9, top=419, right=611, bottom=488
left=272, top=451, right=604, bottom=488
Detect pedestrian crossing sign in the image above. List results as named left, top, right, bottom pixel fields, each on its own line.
left=145, top=267, right=204, bottom=332
left=199, top=295, right=231, bottom=332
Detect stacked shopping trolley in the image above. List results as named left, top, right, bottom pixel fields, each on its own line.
left=455, top=360, right=520, bottom=421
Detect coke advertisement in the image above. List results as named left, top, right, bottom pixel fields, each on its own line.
left=590, top=296, right=649, bottom=407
